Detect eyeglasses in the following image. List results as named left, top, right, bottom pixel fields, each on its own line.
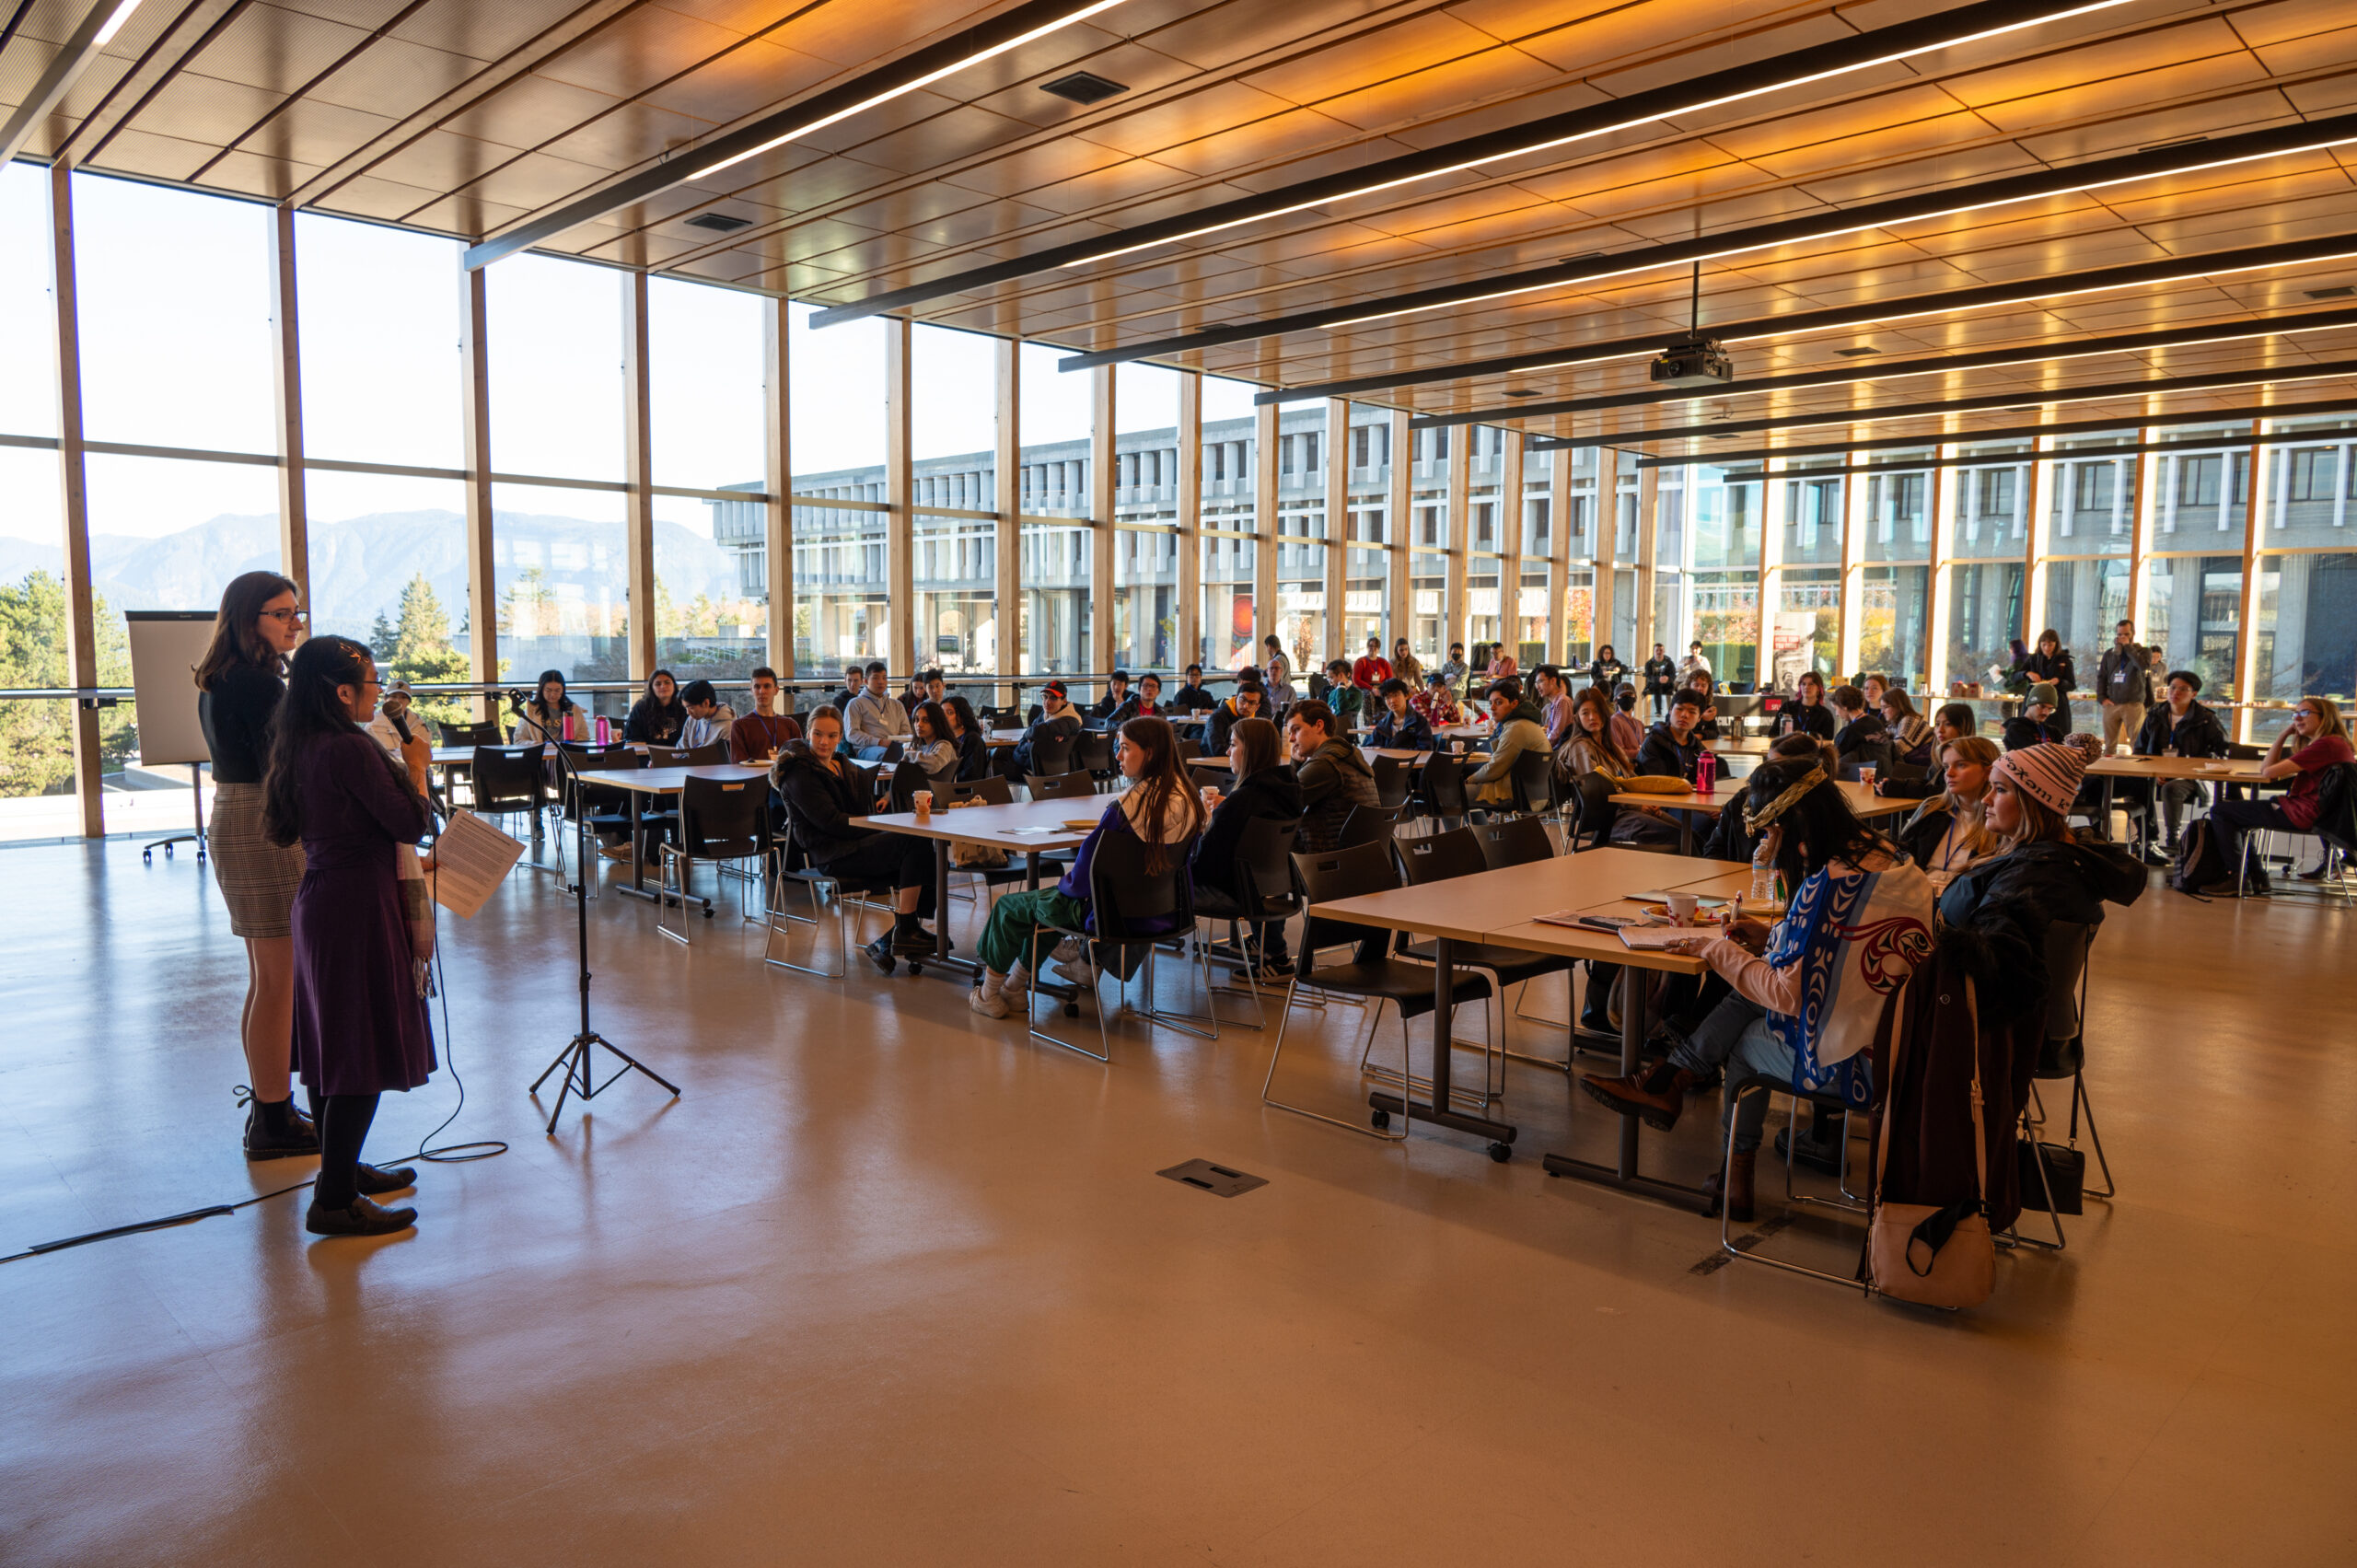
left=261, top=609, right=308, bottom=624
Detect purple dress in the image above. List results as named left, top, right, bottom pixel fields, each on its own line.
left=291, top=729, right=437, bottom=1097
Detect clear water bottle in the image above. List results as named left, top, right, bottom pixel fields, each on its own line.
left=1750, top=837, right=1777, bottom=905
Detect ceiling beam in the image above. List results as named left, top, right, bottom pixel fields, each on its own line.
left=1054, top=108, right=2357, bottom=373
left=1599, top=399, right=2357, bottom=464
left=1248, top=229, right=2357, bottom=404
left=462, top=0, right=1128, bottom=272
left=804, top=0, right=2139, bottom=330
left=0, top=0, right=145, bottom=166
left=1647, top=425, right=2357, bottom=477
left=1406, top=306, right=2357, bottom=430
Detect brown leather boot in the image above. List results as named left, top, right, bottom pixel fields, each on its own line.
left=1703, top=1150, right=1758, bottom=1224
left=1578, top=1065, right=1695, bottom=1131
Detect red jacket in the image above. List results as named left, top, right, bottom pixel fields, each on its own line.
left=1352, top=656, right=1391, bottom=690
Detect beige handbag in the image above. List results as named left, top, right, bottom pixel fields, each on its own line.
left=1866, top=1041, right=1995, bottom=1309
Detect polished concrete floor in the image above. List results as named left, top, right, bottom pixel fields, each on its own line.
left=2, top=837, right=2351, bottom=1566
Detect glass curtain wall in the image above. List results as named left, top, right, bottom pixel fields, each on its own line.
left=911, top=324, right=1000, bottom=683
left=1946, top=449, right=2029, bottom=695
left=791, top=304, right=888, bottom=686
left=1018, top=342, right=1091, bottom=675
left=1112, top=363, right=1181, bottom=675
left=1199, top=376, right=1259, bottom=672
left=1860, top=459, right=1933, bottom=690
left=649, top=277, right=767, bottom=682
left=1409, top=424, right=1448, bottom=667
left=1271, top=400, right=1327, bottom=681
left=1341, top=404, right=1388, bottom=659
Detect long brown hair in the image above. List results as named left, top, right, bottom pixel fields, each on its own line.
left=1931, top=737, right=2001, bottom=857
left=2297, top=696, right=2347, bottom=741
left=1569, top=686, right=1631, bottom=772
left=193, top=570, right=298, bottom=691
left=1227, top=714, right=1280, bottom=777
left=1117, top=714, right=1204, bottom=874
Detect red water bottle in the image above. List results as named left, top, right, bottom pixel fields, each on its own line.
left=1695, top=749, right=1717, bottom=794
left=595, top=714, right=611, bottom=746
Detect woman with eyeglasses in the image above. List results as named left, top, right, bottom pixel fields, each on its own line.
left=196, top=571, right=315, bottom=1162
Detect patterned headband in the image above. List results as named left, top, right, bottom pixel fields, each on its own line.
left=1742, top=765, right=1827, bottom=836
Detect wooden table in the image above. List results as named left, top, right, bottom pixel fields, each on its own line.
left=855, top=795, right=1106, bottom=976
left=573, top=763, right=772, bottom=905
left=1306, top=848, right=1748, bottom=1164
left=2084, top=752, right=2266, bottom=838
left=1608, top=777, right=1912, bottom=853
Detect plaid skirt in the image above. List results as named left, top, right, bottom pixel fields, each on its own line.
left=207, top=782, right=305, bottom=938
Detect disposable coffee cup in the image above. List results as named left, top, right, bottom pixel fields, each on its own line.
left=911, top=790, right=933, bottom=817
left=1665, top=892, right=1700, bottom=925
left=1857, top=764, right=1877, bottom=788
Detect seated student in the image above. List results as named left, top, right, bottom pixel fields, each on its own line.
left=363, top=678, right=435, bottom=797
left=1089, top=671, right=1140, bottom=726
left=1321, top=660, right=1365, bottom=728
left=923, top=669, right=949, bottom=710
left=1893, top=735, right=2001, bottom=891
left=903, top=701, right=959, bottom=792
left=2202, top=697, right=2354, bottom=896
left=2004, top=681, right=2069, bottom=751
left=1875, top=702, right=1977, bottom=799
left=1556, top=685, right=1634, bottom=780
left=1464, top=677, right=1550, bottom=808
left=1353, top=635, right=1392, bottom=691
left=1829, top=683, right=1887, bottom=765
left=1204, top=680, right=1265, bottom=758
left=1366, top=678, right=1433, bottom=752
left=969, top=717, right=1206, bottom=1016
left=1438, top=642, right=1469, bottom=689
left=1263, top=654, right=1298, bottom=708
left=1012, top=679, right=1084, bottom=774
left=1167, top=664, right=1220, bottom=713
left=1696, top=734, right=1837, bottom=863
left=624, top=669, right=686, bottom=746
left=1392, top=637, right=1422, bottom=691
left=1682, top=670, right=1721, bottom=741
left=2128, top=669, right=2230, bottom=864
left=1191, top=715, right=1302, bottom=981
left=770, top=708, right=941, bottom=969
left=843, top=661, right=909, bottom=761
left=1289, top=699, right=1380, bottom=852
left=830, top=663, right=860, bottom=716
left=1771, top=669, right=1838, bottom=742
left=1589, top=644, right=1629, bottom=697
left=1608, top=683, right=1645, bottom=757
left=728, top=666, right=803, bottom=763
left=1609, top=690, right=1712, bottom=847
left=513, top=669, right=581, bottom=746
left=1487, top=645, right=1519, bottom=680
left=900, top=672, right=929, bottom=713
left=1881, top=687, right=1934, bottom=763
left=1133, top=671, right=1166, bottom=717
left=1861, top=673, right=1889, bottom=714
left=942, top=694, right=990, bottom=782
left=1412, top=670, right=1465, bottom=729
left=1532, top=664, right=1572, bottom=747
left=674, top=679, right=736, bottom=753
left=1581, top=760, right=1936, bottom=1221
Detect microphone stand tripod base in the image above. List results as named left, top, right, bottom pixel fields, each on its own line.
left=529, top=1029, right=680, bottom=1137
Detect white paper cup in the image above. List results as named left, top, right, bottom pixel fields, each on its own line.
left=911, top=791, right=933, bottom=817
left=1665, top=892, right=1700, bottom=925
left=1856, top=765, right=1877, bottom=788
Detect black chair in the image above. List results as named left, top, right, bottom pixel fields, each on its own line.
left=1024, top=830, right=1217, bottom=1063
left=1420, top=751, right=1471, bottom=828
left=1074, top=730, right=1116, bottom=784
left=657, top=774, right=770, bottom=945
left=1389, top=827, right=1578, bottom=1102
left=445, top=719, right=506, bottom=749
left=1370, top=752, right=1411, bottom=809
left=1338, top=802, right=1404, bottom=851
left=1470, top=814, right=1554, bottom=869
left=1192, top=816, right=1303, bottom=1028
left=1260, top=842, right=1493, bottom=1144
left=559, top=743, right=643, bottom=893
left=468, top=746, right=555, bottom=877
left=947, top=774, right=1013, bottom=806
left=2017, top=918, right=2107, bottom=1247
left=762, top=796, right=899, bottom=980
left=1026, top=771, right=1097, bottom=802
left=1508, top=749, right=1559, bottom=825
left=1562, top=773, right=1619, bottom=853
left=1027, top=732, right=1076, bottom=777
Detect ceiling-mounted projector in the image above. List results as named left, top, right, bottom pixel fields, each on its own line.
left=1650, top=333, right=1732, bottom=388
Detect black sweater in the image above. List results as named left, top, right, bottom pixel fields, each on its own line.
left=1772, top=699, right=1837, bottom=741
left=1191, top=766, right=1303, bottom=898
left=197, top=663, right=285, bottom=784
left=771, top=742, right=881, bottom=865
left=2133, top=700, right=2228, bottom=759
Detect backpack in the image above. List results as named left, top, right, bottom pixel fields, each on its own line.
left=2169, top=819, right=2227, bottom=895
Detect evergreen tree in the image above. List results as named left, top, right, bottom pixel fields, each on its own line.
left=0, top=573, right=137, bottom=797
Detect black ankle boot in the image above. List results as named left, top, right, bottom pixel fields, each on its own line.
left=242, top=1096, right=320, bottom=1162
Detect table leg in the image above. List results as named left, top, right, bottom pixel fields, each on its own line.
left=1541, top=966, right=1711, bottom=1210
left=1365, top=934, right=1516, bottom=1155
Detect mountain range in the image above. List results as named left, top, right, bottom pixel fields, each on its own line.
left=0, top=507, right=743, bottom=633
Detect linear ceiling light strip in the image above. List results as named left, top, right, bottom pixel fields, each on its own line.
left=1544, top=361, right=2357, bottom=448
left=1056, top=109, right=2357, bottom=373
left=806, top=0, right=2132, bottom=328
left=1611, top=399, right=2357, bottom=464
left=0, top=0, right=147, bottom=163
left=462, top=0, right=1127, bottom=271
left=1248, top=229, right=2357, bottom=404
left=1630, top=424, right=2357, bottom=475
left=1406, top=306, right=2357, bottom=430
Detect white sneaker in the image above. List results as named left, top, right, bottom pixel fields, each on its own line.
left=968, top=972, right=1010, bottom=1018
left=1050, top=936, right=1087, bottom=965
left=1057, top=958, right=1100, bottom=992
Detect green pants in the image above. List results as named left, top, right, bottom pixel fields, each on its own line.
left=976, top=889, right=1088, bottom=976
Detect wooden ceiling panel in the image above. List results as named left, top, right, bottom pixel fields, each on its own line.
left=1790, top=140, right=2049, bottom=210
left=438, top=71, right=616, bottom=155
left=122, top=73, right=298, bottom=156
left=189, top=4, right=384, bottom=95
left=317, top=170, right=454, bottom=225
left=2281, top=71, right=2357, bottom=117
left=963, top=42, right=1209, bottom=132
left=824, top=102, right=1040, bottom=180
left=2005, top=87, right=2299, bottom=168
left=296, top=35, right=486, bottom=121
left=1971, top=55, right=2279, bottom=143
left=1136, top=0, right=1410, bottom=75
left=532, top=5, right=753, bottom=100
left=631, top=39, right=849, bottom=126
left=1237, top=10, right=1509, bottom=107
left=382, top=0, right=588, bottom=64
left=1068, top=76, right=1304, bottom=160
left=932, top=133, right=1146, bottom=200
left=1371, top=74, right=1614, bottom=151
left=988, top=153, right=1210, bottom=217
left=1145, top=106, right=1387, bottom=180
left=398, top=190, right=535, bottom=237
left=201, top=145, right=328, bottom=201
left=1941, top=15, right=2255, bottom=112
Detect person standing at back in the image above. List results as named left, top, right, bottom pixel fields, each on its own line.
left=197, top=570, right=317, bottom=1163
left=2096, top=620, right=2152, bottom=752
left=1642, top=644, right=1678, bottom=720
left=261, top=636, right=434, bottom=1237
left=2019, top=629, right=2078, bottom=734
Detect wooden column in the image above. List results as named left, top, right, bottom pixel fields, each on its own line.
left=1323, top=398, right=1350, bottom=667
left=1592, top=445, right=1619, bottom=660
left=2127, top=424, right=2163, bottom=644
left=267, top=203, right=309, bottom=607
left=1176, top=371, right=1202, bottom=673
left=1837, top=465, right=1871, bottom=676
left=762, top=297, right=794, bottom=679
left=457, top=262, right=497, bottom=719
left=621, top=272, right=656, bottom=682
left=883, top=317, right=914, bottom=674
left=1546, top=444, right=1571, bottom=663
left=1090, top=365, right=1116, bottom=674
left=2022, top=438, right=2056, bottom=645
left=1500, top=428, right=1525, bottom=664
left=994, top=340, right=1022, bottom=700
left=1387, top=409, right=1411, bottom=653
left=1924, top=447, right=1957, bottom=691
left=1253, top=401, right=1278, bottom=657
left=1445, top=426, right=1469, bottom=655
left=46, top=163, right=101, bottom=837
left=2234, top=419, right=2270, bottom=743
left=1756, top=459, right=1787, bottom=691
left=1633, top=461, right=1662, bottom=654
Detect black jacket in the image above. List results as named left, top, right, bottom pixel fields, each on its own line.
left=2133, top=700, right=2228, bottom=759
left=1937, top=832, right=2144, bottom=1028
left=953, top=726, right=990, bottom=782
left=1204, top=697, right=1260, bottom=758
left=1773, top=698, right=1837, bottom=741
left=1893, top=801, right=1959, bottom=871
left=2095, top=644, right=2152, bottom=706
left=1090, top=691, right=1140, bottom=725
left=1697, top=802, right=1760, bottom=865
left=771, top=741, right=881, bottom=866
left=1191, top=765, right=1303, bottom=899
left=1014, top=711, right=1082, bottom=773
left=1166, top=682, right=1220, bottom=714
left=1366, top=706, right=1433, bottom=751
left=624, top=692, right=686, bottom=745
left=1295, top=737, right=1379, bottom=852
left=1589, top=657, right=1630, bottom=694
left=1642, top=656, right=1678, bottom=694
left=1635, top=722, right=1704, bottom=784
left=2003, top=713, right=2068, bottom=751
left=2022, top=647, right=2076, bottom=700
left=1833, top=712, right=1887, bottom=758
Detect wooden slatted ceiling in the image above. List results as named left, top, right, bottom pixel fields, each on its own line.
left=5, top=0, right=2357, bottom=457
